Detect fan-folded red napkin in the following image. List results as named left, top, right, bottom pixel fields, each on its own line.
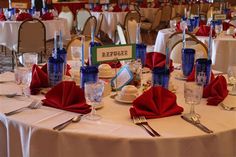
left=130, top=86, right=183, bottom=119
left=30, top=64, right=49, bottom=95
left=0, top=13, right=6, bottom=21
left=140, top=2, right=148, bottom=8
left=145, top=52, right=174, bottom=72
left=16, top=13, right=33, bottom=21
left=187, top=66, right=215, bottom=82
left=42, top=81, right=91, bottom=114
left=203, top=76, right=228, bottom=106
left=195, top=25, right=216, bottom=37
left=41, top=12, right=54, bottom=20
left=104, top=61, right=122, bottom=68
left=112, top=5, right=122, bottom=12
left=222, top=22, right=235, bottom=31
left=153, top=2, right=160, bottom=8
left=93, top=5, right=102, bottom=12
left=124, top=6, right=130, bottom=12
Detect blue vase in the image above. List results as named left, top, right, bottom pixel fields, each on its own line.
left=136, top=44, right=147, bottom=66
left=182, top=48, right=195, bottom=77
left=80, top=66, right=98, bottom=89
left=152, top=67, right=170, bottom=89
left=195, top=58, right=212, bottom=86
left=47, top=56, right=64, bottom=87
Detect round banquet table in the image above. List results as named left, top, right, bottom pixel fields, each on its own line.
left=0, top=70, right=235, bottom=157
left=154, top=28, right=236, bottom=73
left=0, top=18, right=71, bottom=50
left=91, top=11, right=127, bottom=41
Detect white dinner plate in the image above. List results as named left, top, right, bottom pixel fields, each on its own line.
left=115, top=96, right=134, bottom=104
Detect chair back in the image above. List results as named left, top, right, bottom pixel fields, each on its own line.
left=151, top=9, right=162, bottom=30
left=66, top=35, right=103, bottom=60
left=170, top=38, right=208, bottom=64
left=124, top=11, right=141, bottom=29
left=127, top=19, right=142, bottom=44
left=95, top=13, right=104, bottom=37
left=190, top=4, right=200, bottom=15
left=200, top=3, right=210, bottom=14
left=116, top=24, right=127, bottom=44
left=161, top=5, right=172, bottom=22
left=76, top=8, right=91, bottom=33
left=81, top=16, right=97, bottom=36
left=18, top=18, right=46, bottom=61
left=58, top=8, right=74, bottom=31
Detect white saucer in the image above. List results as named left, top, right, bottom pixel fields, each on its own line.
left=115, top=96, right=134, bottom=104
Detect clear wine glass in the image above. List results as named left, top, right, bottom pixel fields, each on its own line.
left=184, top=82, right=203, bottom=118
left=71, top=46, right=82, bottom=66
left=22, top=53, right=38, bottom=68
left=84, top=80, right=104, bottom=121
left=170, top=20, right=177, bottom=32
left=228, top=65, right=236, bottom=96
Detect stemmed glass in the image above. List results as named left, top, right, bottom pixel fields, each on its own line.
left=71, top=46, right=82, bottom=67
left=169, top=20, right=177, bottom=32
left=84, top=80, right=104, bottom=121
left=228, top=65, right=236, bottom=96
left=22, top=53, right=38, bottom=68
left=184, top=82, right=203, bottom=118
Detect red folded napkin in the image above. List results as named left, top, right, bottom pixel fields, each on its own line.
left=30, top=64, right=49, bottom=95
left=16, top=13, right=33, bottom=21
left=0, top=13, right=6, bottom=21
left=42, top=81, right=91, bottom=114
left=124, top=6, right=130, bottom=12
left=93, top=5, right=102, bottom=12
left=203, top=76, right=228, bottom=106
left=41, top=12, right=54, bottom=20
left=195, top=25, right=216, bottom=37
left=187, top=66, right=215, bottom=82
left=222, top=22, right=235, bottom=31
left=145, top=52, right=174, bottom=72
left=112, top=5, right=122, bottom=12
left=130, top=86, right=183, bottom=119
left=140, top=2, right=148, bottom=8
left=104, top=61, right=122, bottom=68
left=176, top=21, right=182, bottom=32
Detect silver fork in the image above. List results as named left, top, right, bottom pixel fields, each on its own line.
left=4, top=100, right=41, bottom=116
left=133, top=116, right=155, bottom=137
left=220, top=103, right=236, bottom=111
left=139, top=116, right=161, bottom=136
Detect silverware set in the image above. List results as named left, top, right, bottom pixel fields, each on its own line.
left=133, top=116, right=161, bottom=137
left=220, top=103, right=236, bottom=111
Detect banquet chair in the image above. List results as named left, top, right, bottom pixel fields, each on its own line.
left=66, top=35, right=103, bottom=61
left=123, top=11, right=141, bottom=30
left=170, top=38, right=208, bottom=64
left=81, top=16, right=97, bottom=37
left=190, top=4, right=200, bottom=15
left=13, top=18, right=46, bottom=68
left=95, top=13, right=104, bottom=37
left=58, top=6, right=74, bottom=32
left=200, top=3, right=210, bottom=14
left=141, top=9, right=162, bottom=43
left=127, top=19, right=142, bottom=44
left=160, top=5, right=172, bottom=27
left=76, top=8, right=91, bottom=34
left=116, top=24, right=127, bottom=44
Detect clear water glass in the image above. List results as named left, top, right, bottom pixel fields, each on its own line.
left=184, top=82, right=203, bottom=117
left=215, top=24, right=223, bottom=36
left=228, top=65, right=236, bottom=95
left=15, top=67, right=32, bottom=97
left=22, top=53, right=38, bottom=68
left=170, top=20, right=177, bottom=31
left=84, top=80, right=104, bottom=121
left=71, top=46, right=82, bottom=67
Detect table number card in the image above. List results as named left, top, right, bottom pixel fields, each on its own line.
left=111, top=66, right=133, bottom=90
left=91, top=44, right=136, bottom=65
left=213, top=14, right=227, bottom=21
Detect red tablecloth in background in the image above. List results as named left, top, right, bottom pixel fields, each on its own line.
left=53, top=2, right=85, bottom=16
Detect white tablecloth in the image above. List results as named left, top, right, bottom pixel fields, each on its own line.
left=0, top=18, right=71, bottom=50
left=0, top=71, right=235, bottom=157
left=91, top=11, right=127, bottom=41
left=154, top=28, right=236, bottom=73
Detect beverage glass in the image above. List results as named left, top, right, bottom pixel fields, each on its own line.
left=184, top=82, right=203, bottom=117
left=84, top=80, right=104, bottom=121
left=136, top=44, right=147, bottom=66
left=182, top=48, right=195, bottom=77
left=152, top=67, right=170, bottom=89
left=22, top=53, right=38, bottom=68
left=228, top=65, right=236, bottom=95
left=80, top=66, right=98, bottom=89
left=169, top=20, right=177, bottom=32
left=195, top=58, right=212, bottom=86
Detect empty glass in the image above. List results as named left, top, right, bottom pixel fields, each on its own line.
left=228, top=65, right=236, bottom=96
left=84, top=80, right=104, bottom=121
left=152, top=67, right=170, bottom=89
left=169, top=20, right=177, bottom=31
left=215, top=21, right=223, bottom=36
left=22, top=53, right=38, bottom=68
left=195, top=58, right=212, bottom=86
left=184, top=82, right=203, bottom=117
left=182, top=48, right=195, bottom=77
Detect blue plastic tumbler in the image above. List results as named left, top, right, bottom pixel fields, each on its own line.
left=80, top=66, right=98, bottom=89
left=136, top=44, right=147, bottom=66
left=152, top=67, right=170, bottom=89
left=89, top=42, right=101, bottom=66
left=29, top=7, right=36, bottom=16
left=188, top=19, right=195, bottom=32
left=195, top=58, right=212, bottom=86
left=194, top=16, right=200, bottom=28
left=57, top=48, right=67, bottom=73
left=182, top=48, right=195, bottom=77
left=47, top=56, right=64, bottom=87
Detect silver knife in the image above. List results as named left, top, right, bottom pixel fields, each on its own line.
left=181, top=115, right=213, bottom=134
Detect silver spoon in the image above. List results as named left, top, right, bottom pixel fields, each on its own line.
left=53, top=115, right=82, bottom=131
left=220, top=103, right=236, bottom=111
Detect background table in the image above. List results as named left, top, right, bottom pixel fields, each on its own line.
left=0, top=71, right=235, bottom=157
left=154, top=28, right=236, bottom=73
left=0, top=18, right=71, bottom=50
